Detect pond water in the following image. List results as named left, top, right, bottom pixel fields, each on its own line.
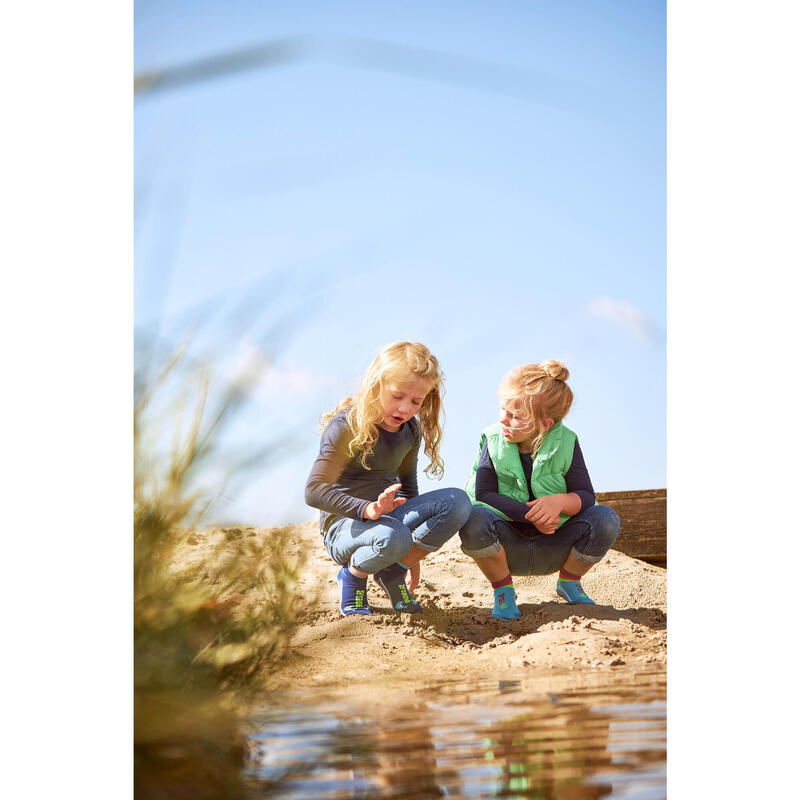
left=245, top=666, right=666, bottom=799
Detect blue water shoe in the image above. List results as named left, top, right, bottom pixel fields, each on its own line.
left=374, top=562, right=422, bottom=614
left=492, top=586, right=522, bottom=620
left=556, top=578, right=596, bottom=605
left=337, top=566, right=372, bottom=616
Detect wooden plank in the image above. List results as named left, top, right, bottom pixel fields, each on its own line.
left=596, top=488, right=667, bottom=567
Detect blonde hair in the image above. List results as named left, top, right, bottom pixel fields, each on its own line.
left=498, top=360, right=573, bottom=457
left=320, top=342, right=445, bottom=478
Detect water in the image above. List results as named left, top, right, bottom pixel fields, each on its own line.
left=244, top=666, right=666, bottom=799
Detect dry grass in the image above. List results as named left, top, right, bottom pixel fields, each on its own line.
left=133, top=345, right=315, bottom=798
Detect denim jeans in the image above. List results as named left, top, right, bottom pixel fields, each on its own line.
left=459, top=503, right=620, bottom=576
left=324, top=488, right=472, bottom=573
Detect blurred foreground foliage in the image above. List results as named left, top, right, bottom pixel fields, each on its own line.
left=134, top=343, right=315, bottom=799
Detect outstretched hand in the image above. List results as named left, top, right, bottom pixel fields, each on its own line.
left=364, top=483, right=406, bottom=520
left=525, top=495, right=562, bottom=534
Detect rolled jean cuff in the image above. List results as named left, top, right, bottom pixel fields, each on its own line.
left=461, top=541, right=502, bottom=559
left=413, top=537, right=443, bottom=553
left=570, top=546, right=604, bottom=565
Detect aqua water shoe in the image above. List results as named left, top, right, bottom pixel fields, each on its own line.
left=493, top=586, right=522, bottom=620
left=556, top=579, right=596, bottom=605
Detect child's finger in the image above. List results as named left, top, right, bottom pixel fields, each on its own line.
left=407, top=563, right=420, bottom=591
left=378, top=485, right=400, bottom=501
left=394, top=497, right=406, bottom=507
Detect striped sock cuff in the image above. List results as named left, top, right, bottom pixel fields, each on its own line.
left=491, top=574, right=513, bottom=590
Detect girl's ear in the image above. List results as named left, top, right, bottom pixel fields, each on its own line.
left=542, top=417, right=555, bottom=432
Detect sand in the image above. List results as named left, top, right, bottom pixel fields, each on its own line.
left=179, top=520, right=666, bottom=700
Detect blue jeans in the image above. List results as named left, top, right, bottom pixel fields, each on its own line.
left=324, top=488, right=473, bottom=573
left=459, top=504, right=620, bottom=576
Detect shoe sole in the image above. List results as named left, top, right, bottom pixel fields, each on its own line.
left=556, top=586, right=595, bottom=605
left=394, top=603, right=423, bottom=614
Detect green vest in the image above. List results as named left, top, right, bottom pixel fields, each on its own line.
left=465, top=420, right=579, bottom=528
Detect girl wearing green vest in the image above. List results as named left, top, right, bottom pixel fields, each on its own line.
left=461, top=361, right=620, bottom=619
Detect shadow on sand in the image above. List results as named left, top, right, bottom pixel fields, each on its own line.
left=341, top=600, right=666, bottom=648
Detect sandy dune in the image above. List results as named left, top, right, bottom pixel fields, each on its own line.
left=267, top=521, right=666, bottom=697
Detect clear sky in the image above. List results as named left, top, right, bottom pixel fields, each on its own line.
left=134, top=0, right=665, bottom=526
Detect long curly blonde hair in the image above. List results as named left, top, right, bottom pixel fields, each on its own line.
left=320, top=342, right=445, bottom=478
left=498, top=360, right=574, bottom=457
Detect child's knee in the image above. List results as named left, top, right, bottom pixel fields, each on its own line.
left=429, top=488, right=473, bottom=528
left=375, top=526, right=413, bottom=562
left=589, top=505, right=620, bottom=550
left=448, top=489, right=474, bottom=527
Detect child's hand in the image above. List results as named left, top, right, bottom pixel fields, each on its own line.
left=407, top=562, right=421, bottom=592
left=364, top=483, right=406, bottom=520
left=525, top=495, right=562, bottom=534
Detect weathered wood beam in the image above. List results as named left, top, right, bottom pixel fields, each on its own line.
left=596, top=488, right=667, bottom=567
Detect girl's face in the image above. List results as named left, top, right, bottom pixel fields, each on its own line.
left=498, top=398, right=536, bottom=443
left=379, top=376, right=432, bottom=432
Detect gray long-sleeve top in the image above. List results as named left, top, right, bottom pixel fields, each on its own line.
left=305, top=410, right=420, bottom=534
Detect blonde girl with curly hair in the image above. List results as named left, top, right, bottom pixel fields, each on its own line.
left=305, top=342, right=472, bottom=616
left=460, top=360, right=620, bottom=619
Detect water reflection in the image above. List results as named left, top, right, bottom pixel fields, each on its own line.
left=246, top=668, right=666, bottom=799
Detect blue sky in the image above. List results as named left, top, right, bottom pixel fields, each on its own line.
left=134, top=0, right=665, bottom=526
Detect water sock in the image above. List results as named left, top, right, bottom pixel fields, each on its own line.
left=556, top=570, right=596, bottom=605
left=373, top=562, right=422, bottom=614
left=492, top=585, right=521, bottom=620
left=337, top=566, right=372, bottom=616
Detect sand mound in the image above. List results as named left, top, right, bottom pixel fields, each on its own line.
left=177, top=520, right=666, bottom=698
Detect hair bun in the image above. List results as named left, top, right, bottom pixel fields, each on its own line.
left=541, top=360, right=569, bottom=382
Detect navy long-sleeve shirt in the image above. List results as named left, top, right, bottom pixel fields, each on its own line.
left=305, top=410, right=420, bottom=534
left=475, top=438, right=595, bottom=532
